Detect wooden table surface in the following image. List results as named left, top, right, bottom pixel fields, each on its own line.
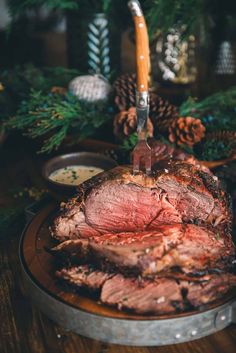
left=1, top=137, right=236, bottom=353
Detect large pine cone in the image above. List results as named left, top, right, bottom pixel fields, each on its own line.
left=150, top=93, right=179, bottom=133
left=169, top=116, right=206, bottom=147
left=114, top=107, right=154, bottom=139
left=113, top=74, right=179, bottom=134
left=113, top=73, right=136, bottom=111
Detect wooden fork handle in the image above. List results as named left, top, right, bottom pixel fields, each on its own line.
left=128, top=0, right=150, bottom=93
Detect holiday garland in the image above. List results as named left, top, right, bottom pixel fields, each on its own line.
left=1, top=65, right=236, bottom=161
left=117, top=81, right=236, bottom=161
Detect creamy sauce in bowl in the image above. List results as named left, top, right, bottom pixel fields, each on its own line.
left=49, top=165, right=104, bottom=186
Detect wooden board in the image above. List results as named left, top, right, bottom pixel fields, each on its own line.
left=19, top=203, right=236, bottom=346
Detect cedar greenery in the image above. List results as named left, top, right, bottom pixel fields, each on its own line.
left=5, top=89, right=111, bottom=153
left=0, top=64, right=80, bottom=104
left=193, top=131, right=236, bottom=161
left=179, top=86, right=236, bottom=132
left=121, top=133, right=138, bottom=152
left=145, top=0, right=204, bottom=37
left=1, top=65, right=236, bottom=161
left=196, top=140, right=235, bottom=161
left=145, top=0, right=236, bottom=38
left=0, top=65, right=112, bottom=153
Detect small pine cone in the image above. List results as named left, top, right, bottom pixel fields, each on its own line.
left=169, top=116, right=206, bottom=147
left=114, top=107, right=154, bottom=139
left=149, top=93, right=179, bottom=133
left=113, top=74, right=179, bottom=135
left=113, top=74, right=136, bottom=111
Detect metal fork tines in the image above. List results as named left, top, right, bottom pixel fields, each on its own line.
left=132, top=91, right=152, bottom=175
left=133, top=138, right=152, bottom=175
left=128, top=0, right=152, bottom=175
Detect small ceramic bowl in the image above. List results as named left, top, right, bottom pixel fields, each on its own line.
left=42, top=152, right=117, bottom=200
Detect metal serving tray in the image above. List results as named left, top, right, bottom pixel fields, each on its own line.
left=20, top=202, right=236, bottom=346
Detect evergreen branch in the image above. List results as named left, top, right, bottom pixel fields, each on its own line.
left=179, top=86, right=236, bottom=132
left=145, top=0, right=205, bottom=37
left=40, top=125, right=69, bottom=153
left=197, top=140, right=235, bottom=161
left=121, top=133, right=138, bottom=152
left=5, top=89, right=112, bottom=153
left=180, top=87, right=236, bottom=117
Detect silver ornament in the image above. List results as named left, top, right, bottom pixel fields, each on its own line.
left=154, top=27, right=197, bottom=84
left=68, top=74, right=112, bottom=102
left=215, top=41, right=235, bottom=75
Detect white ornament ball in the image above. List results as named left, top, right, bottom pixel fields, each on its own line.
left=69, top=74, right=112, bottom=102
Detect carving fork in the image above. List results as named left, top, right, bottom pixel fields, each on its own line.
left=128, top=0, right=152, bottom=175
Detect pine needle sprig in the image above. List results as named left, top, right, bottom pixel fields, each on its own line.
left=145, top=0, right=205, bottom=38
left=121, top=133, right=138, bottom=152
left=1, top=64, right=81, bottom=101
left=5, top=89, right=111, bottom=153
left=198, top=140, right=235, bottom=161
left=179, top=86, right=236, bottom=132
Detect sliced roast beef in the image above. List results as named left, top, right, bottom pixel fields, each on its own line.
left=52, top=206, right=101, bottom=241
left=50, top=224, right=235, bottom=275
left=101, top=273, right=236, bottom=314
left=56, top=265, right=236, bottom=315
left=57, top=265, right=114, bottom=290
left=149, top=139, right=212, bottom=175
left=51, top=163, right=231, bottom=241
left=50, top=160, right=235, bottom=315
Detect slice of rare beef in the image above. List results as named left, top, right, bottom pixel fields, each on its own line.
left=56, top=265, right=236, bottom=315
left=51, top=163, right=231, bottom=241
left=56, top=265, right=114, bottom=290
left=50, top=224, right=235, bottom=275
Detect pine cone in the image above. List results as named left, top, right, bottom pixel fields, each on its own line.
left=114, top=107, right=154, bottom=139
left=169, top=116, right=206, bottom=147
left=149, top=93, right=179, bottom=133
left=113, top=74, right=179, bottom=133
left=113, top=73, right=136, bottom=111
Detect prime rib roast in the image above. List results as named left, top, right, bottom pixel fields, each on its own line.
left=50, top=160, right=236, bottom=315
left=51, top=224, right=234, bottom=276
left=56, top=265, right=236, bottom=315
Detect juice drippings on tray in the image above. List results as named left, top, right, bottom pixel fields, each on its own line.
left=49, top=165, right=104, bottom=185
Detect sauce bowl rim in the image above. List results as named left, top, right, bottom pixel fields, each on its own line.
left=42, top=151, right=118, bottom=189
